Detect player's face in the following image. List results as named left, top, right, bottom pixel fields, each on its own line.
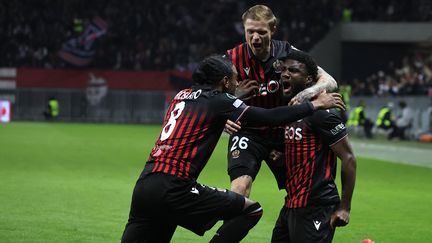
left=244, top=19, right=273, bottom=60
left=280, top=59, right=310, bottom=98
left=226, top=65, right=239, bottom=95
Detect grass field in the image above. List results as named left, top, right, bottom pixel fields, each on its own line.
left=1, top=122, right=432, bottom=243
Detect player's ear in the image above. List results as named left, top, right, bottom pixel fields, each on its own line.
left=271, top=25, right=277, bottom=35
left=305, top=76, right=314, bottom=87
left=222, top=76, right=229, bottom=89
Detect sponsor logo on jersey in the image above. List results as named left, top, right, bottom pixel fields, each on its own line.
left=285, top=126, right=303, bottom=140
left=330, top=123, right=346, bottom=135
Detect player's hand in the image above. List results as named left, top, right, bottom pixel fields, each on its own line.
left=288, top=98, right=301, bottom=106
left=235, top=79, right=259, bottom=100
left=330, top=208, right=350, bottom=228
left=311, top=91, right=346, bottom=111
left=224, top=120, right=241, bottom=135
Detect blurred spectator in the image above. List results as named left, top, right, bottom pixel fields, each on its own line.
left=43, top=96, right=60, bottom=120
left=389, top=100, right=414, bottom=140
left=347, top=100, right=374, bottom=138
left=375, top=102, right=394, bottom=131
left=351, top=51, right=432, bottom=96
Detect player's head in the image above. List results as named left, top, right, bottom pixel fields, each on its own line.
left=192, top=55, right=238, bottom=95
left=278, top=50, right=318, bottom=99
left=242, top=5, right=277, bottom=60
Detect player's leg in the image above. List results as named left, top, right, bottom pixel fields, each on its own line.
left=174, top=182, right=262, bottom=242
left=121, top=174, right=177, bottom=243
left=290, top=205, right=338, bottom=243
left=271, top=206, right=291, bottom=243
left=121, top=218, right=176, bottom=243
left=210, top=197, right=263, bottom=243
left=227, top=133, right=267, bottom=197
left=230, top=175, right=253, bottom=197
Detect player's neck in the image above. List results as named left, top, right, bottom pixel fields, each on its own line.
left=255, top=51, right=271, bottom=62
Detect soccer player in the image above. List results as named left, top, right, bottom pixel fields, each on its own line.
left=121, top=55, right=345, bottom=243
left=225, top=4, right=338, bottom=198
left=271, top=50, right=356, bottom=243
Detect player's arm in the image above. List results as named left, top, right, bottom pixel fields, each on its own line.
left=329, top=136, right=357, bottom=228
left=239, top=91, right=345, bottom=126
left=290, top=67, right=337, bottom=104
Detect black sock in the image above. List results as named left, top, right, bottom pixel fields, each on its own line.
left=209, top=202, right=263, bottom=243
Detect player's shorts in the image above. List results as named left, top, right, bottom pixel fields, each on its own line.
left=121, top=172, right=245, bottom=243
left=227, top=131, right=286, bottom=189
left=271, top=204, right=338, bottom=243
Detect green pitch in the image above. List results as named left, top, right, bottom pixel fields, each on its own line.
left=1, top=122, right=431, bottom=242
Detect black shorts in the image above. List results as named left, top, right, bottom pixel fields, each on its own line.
left=227, top=132, right=286, bottom=189
left=271, top=204, right=338, bottom=243
left=121, top=173, right=245, bottom=243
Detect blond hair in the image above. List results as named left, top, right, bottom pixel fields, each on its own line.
left=241, top=5, right=278, bottom=30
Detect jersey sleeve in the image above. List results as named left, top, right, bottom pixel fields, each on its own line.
left=210, top=92, right=249, bottom=121
left=310, top=110, right=347, bottom=146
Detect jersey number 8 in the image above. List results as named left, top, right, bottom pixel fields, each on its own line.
left=160, top=101, right=185, bottom=141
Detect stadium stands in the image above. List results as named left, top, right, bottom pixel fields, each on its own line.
left=351, top=51, right=432, bottom=96
left=1, top=0, right=432, bottom=97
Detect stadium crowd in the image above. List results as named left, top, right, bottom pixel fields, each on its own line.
left=1, top=0, right=432, bottom=96
left=0, top=0, right=342, bottom=70
left=351, top=51, right=432, bottom=96
left=2, top=0, right=432, bottom=70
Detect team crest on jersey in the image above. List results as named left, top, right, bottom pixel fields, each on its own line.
left=273, top=59, right=283, bottom=73
left=232, top=149, right=240, bottom=159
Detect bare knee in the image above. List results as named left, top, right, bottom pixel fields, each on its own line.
left=231, top=175, right=253, bottom=197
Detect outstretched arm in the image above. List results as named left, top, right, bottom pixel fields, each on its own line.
left=240, top=92, right=345, bottom=126
left=290, top=66, right=338, bottom=104
left=330, top=136, right=357, bottom=228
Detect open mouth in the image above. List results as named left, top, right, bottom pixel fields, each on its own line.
left=282, top=80, right=292, bottom=94
left=252, top=43, right=262, bottom=50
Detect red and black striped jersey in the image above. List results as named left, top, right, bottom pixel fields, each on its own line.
left=142, top=86, right=248, bottom=180
left=226, top=39, right=292, bottom=140
left=284, top=109, right=347, bottom=208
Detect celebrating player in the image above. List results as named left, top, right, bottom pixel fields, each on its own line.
left=225, top=4, right=338, bottom=198
left=121, top=55, right=345, bottom=243
left=271, top=50, right=356, bottom=243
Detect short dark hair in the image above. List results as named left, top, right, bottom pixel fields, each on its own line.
left=192, top=55, right=233, bottom=85
left=281, top=50, right=318, bottom=81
